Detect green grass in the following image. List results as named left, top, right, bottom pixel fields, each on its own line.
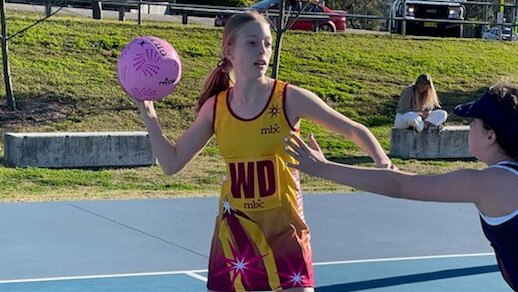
left=0, top=11, right=509, bottom=201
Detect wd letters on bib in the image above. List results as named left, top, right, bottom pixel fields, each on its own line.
left=225, top=154, right=283, bottom=211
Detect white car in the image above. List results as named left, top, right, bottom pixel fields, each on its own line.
left=482, top=26, right=518, bottom=41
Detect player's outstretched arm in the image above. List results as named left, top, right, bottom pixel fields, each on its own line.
left=136, top=98, right=214, bottom=175
left=285, top=132, right=490, bottom=205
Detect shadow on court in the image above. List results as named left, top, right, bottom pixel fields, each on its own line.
left=317, top=264, right=500, bottom=291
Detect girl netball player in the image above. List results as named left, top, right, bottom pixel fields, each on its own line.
left=285, top=84, right=518, bottom=290
left=135, top=11, right=393, bottom=292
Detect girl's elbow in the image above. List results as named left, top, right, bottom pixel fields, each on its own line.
left=160, top=164, right=181, bottom=176
left=162, top=168, right=176, bottom=176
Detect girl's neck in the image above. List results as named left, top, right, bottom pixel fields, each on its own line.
left=487, top=154, right=514, bottom=166
left=232, top=76, right=272, bottom=102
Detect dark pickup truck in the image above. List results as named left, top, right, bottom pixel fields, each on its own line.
left=390, top=0, right=466, bottom=37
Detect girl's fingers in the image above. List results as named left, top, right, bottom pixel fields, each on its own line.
left=284, top=139, right=303, bottom=156
left=289, top=132, right=308, bottom=149
left=308, top=133, right=321, bottom=152
left=285, top=161, right=299, bottom=169
left=284, top=136, right=309, bottom=156
left=284, top=147, right=301, bottom=159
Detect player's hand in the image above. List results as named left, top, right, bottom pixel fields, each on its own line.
left=284, top=132, right=327, bottom=175
left=135, top=100, right=157, bottom=118
left=376, top=161, right=398, bottom=171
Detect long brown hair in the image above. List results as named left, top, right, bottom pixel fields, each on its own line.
left=196, top=11, right=269, bottom=112
left=414, top=74, right=440, bottom=110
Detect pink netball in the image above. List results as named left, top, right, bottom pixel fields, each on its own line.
left=117, top=36, right=182, bottom=101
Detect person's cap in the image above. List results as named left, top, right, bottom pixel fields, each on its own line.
left=454, top=88, right=518, bottom=135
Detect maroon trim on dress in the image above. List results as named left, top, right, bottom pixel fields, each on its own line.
left=212, top=93, right=219, bottom=134
left=227, top=80, right=277, bottom=121
left=282, top=83, right=300, bottom=132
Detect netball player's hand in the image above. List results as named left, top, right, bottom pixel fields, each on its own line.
left=284, top=132, right=328, bottom=176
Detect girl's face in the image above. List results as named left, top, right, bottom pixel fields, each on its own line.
left=226, top=20, right=272, bottom=79
left=417, top=83, right=429, bottom=94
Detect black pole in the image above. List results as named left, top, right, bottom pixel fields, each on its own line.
left=271, top=0, right=286, bottom=79
left=92, top=0, right=102, bottom=20
left=0, top=0, right=16, bottom=110
left=138, top=0, right=142, bottom=25
left=44, top=0, right=51, bottom=17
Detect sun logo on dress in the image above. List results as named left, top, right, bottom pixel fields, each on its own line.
left=268, top=104, right=281, bottom=118
left=276, top=259, right=310, bottom=289
left=288, top=272, right=305, bottom=286
left=222, top=198, right=232, bottom=214
left=215, top=241, right=267, bottom=288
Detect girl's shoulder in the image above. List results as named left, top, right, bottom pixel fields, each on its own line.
left=401, top=85, right=415, bottom=95
left=480, top=164, right=518, bottom=190
left=198, top=94, right=217, bottom=120
left=284, top=83, right=316, bottom=99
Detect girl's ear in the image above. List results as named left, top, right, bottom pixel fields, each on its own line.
left=487, top=129, right=497, bottom=146
left=224, top=46, right=233, bottom=62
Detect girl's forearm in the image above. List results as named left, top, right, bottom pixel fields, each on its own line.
left=351, top=125, right=391, bottom=167
left=139, top=110, right=179, bottom=175
left=314, top=161, right=403, bottom=197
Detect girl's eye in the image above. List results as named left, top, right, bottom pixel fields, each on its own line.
left=248, top=41, right=256, bottom=46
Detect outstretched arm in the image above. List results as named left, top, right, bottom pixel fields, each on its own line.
left=136, top=98, right=214, bottom=175
left=285, top=86, right=393, bottom=169
left=284, top=133, right=492, bottom=205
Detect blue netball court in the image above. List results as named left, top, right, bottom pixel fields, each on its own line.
left=0, top=193, right=512, bottom=291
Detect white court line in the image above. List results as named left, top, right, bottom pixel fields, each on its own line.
left=0, top=252, right=494, bottom=284
left=186, top=272, right=208, bottom=282
left=313, top=252, right=495, bottom=266
left=0, top=269, right=207, bottom=284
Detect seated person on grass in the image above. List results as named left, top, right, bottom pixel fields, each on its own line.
left=395, top=74, right=448, bottom=132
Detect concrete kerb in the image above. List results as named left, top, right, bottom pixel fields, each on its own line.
left=390, top=125, right=473, bottom=159
left=3, top=132, right=156, bottom=168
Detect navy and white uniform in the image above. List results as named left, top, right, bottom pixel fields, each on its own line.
left=480, top=161, right=518, bottom=291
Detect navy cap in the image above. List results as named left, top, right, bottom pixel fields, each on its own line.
left=454, top=88, right=518, bottom=135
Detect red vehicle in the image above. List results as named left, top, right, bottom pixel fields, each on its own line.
left=215, top=0, right=346, bottom=33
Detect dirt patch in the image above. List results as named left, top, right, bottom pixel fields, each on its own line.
left=0, top=95, right=76, bottom=128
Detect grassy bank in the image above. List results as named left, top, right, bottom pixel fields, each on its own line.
left=1, top=11, right=513, bottom=201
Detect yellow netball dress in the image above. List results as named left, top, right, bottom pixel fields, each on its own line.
left=207, top=80, right=314, bottom=291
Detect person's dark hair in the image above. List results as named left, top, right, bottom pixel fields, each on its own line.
left=196, top=11, right=269, bottom=112
left=482, top=84, right=518, bottom=159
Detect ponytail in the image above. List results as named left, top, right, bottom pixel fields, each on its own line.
left=197, top=58, right=233, bottom=112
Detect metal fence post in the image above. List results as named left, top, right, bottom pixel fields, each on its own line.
left=138, top=0, right=142, bottom=25
left=118, top=6, right=125, bottom=21
left=92, top=0, right=102, bottom=20
left=0, top=0, right=15, bottom=110
left=44, top=0, right=51, bottom=17
left=272, top=0, right=286, bottom=79
left=402, top=0, right=407, bottom=36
